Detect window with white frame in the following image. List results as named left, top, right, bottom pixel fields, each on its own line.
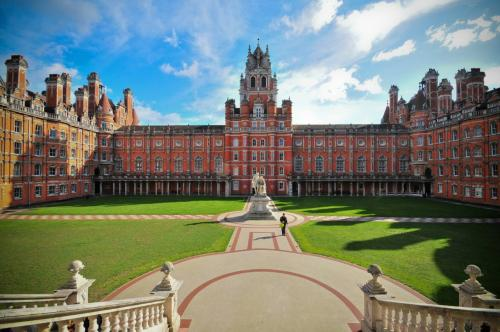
left=294, top=156, right=303, bottom=172
left=14, top=120, right=21, bottom=133
left=71, top=149, right=76, bottom=158
left=60, top=131, right=66, bottom=140
left=428, top=151, right=433, bottom=160
left=491, top=143, right=497, bottom=156
left=135, top=157, right=143, bottom=172
left=60, top=184, right=67, bottom=195
left=417, top=136, right=424, bottom=146
left=438, top=149, right=443, bottom=160
left=84, top=183, right=89, bottom=193
left=49, top=129, right=57, bottom=139
left=155, top=157, right=163, bottom=172
left=399, top=156, right=408, bottom=172
left=279, top=151, right=284, bottom=161
left=194, top=157, right=203, bottom=173
left=35, top=143, right=42, bottom=156
left=260, top=151, right=266, bottom=161
left=115, top=158, right=122, bottom=172
left=452, top=185, right=457, bottom=195
left=35, top=186, right=42, bottom=197
left=465, top=147, right=471, bottom=158
left=233, top=152, right=239, bottom=161
left=136, top=140, right=142, bottom=147
left=34, top=164, right=42, bottom=176
left=14, top=187, right=22, bottom=199
left=491, top=164, right=498, bottom=176
left=464, top=186, right=471, bottom=197
left=336, top=156, right=344, bottom=172
left=418, top=151, right=424, bottom=161
left=278, top=181, right=284, bottom=190
left=464, top=128, right=470, bottom=138
left=427, top=135, right=433, bottom=145
left=232, top=167, right=239, bottom=176
left=60, top=166, right=66, bottom=176
left=35, top=125, right=42, bottom=136
left=490, top=122, right=498, bottom=134
left=378, top=156, right=387, bottom=173
left=473, top=146, right=481, bottom=157
left=452, top=165, right=458, bottom=176
left=452, top=147, right=458, bottom=159
left=71, top=183, right=77, bottom=193
left=260, top=167, right=265, bottom=175
left=452, top=130, right=458, bottom=141
left=49, top=147, right=56, bottom=157
left=437, top=183, right=443, bottom=193
left=438, top=133, right=444, bottom=143
left=215, top=156, right=223, bottom=174
left=233, top=138, right=239, bottom=147
left=465, top=166, right=471, bottom=177
left=315, top=156, right=324, bottom=173
left=14, top=142, right=22, bottom=154
left=357, top=156, right=366, bottom=173
left=474, top=126, right=482, bottom=137
left=279, top=167, right=284, bottom=175
left=252, top=151, right=257, bottom=161
left=49, top=166, right=56, bottom=176
left=174, top=158, right=183, bottom=173
left=13, top=162, right=21, bottom=176
left=474, top=166, right=482, bottom=177
left=260, top=139, right=265, bottom=146
left=48, top=185, right=56, bottom=195
left=438, top=165, right=443, bottom=176
left=71, top=166, right=76, bottom=176
left=60, top=148, right=66, bottom=159
left=474, top=187, right=483, bottom=198
left=72, top=131, right=77, bottom=141
left=232, top=180, right=239, bottom=190
left=491, top=187, right=498, bottom=199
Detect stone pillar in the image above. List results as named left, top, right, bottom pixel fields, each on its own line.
left=167, top=181, right=170, bottom=195
left=146, top=181, right=149, bottom=195
left=328, top=182, right=332, bottom=196
left=140, top=182, right=143, bottom=195
left=225, top=180, right=230, bottom=197
left=288, top=181, right=293, bottom=196
left=378, top=182, right=381, bottom=196
left=151, top=262, right=183, bottom=332
left=298, top=182, right=301, bottom=197
left=119, top=181, right=122, bottom=195
left=360, top=264, right=387, bottom=332
left=176, top=182, right=179, bottom=195
left=371, top=182, right=375, bottom=196
left=333, top=182, right=336, bottom=196
left=161, top=181, right=164, bottom=195
left=350, top=182, right=353, bottom=196
left=125, top=182, right=128, bottom=195
left=112, top=182, right=116, bottom=195
left=217, top=182, right=221, bottom=196
left=385, top=182, right=388, bottom=195
left=340, top=182, right=343, bottom=196
left=452, top=264, right=499, bottom=309
left=99, top=182, right=103, bottom=196
left=56, top=260, right=95, bottom=305
left=363, top=183, right=365, bottom=196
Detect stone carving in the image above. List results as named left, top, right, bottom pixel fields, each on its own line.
left=251, top=173, right=267, bottom=196
left=153, top=261, right=180, bottom=292
left=459, top=264, right=487, bottom=295
left=62, top=260, right=88, bottom=290
left=361, top=264, right=387, bottom=295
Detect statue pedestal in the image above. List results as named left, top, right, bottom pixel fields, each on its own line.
left=246, top=195, right=277, bottom=220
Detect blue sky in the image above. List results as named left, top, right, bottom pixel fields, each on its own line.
left=1, top=0, right=499, bottom=125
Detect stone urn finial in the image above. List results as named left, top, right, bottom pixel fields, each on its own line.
left=460, top=264, right=486, bottom=295
left=361, top=264, right=386, bottom=295
left=62, top=260, right=88, bottom=289
left=154, top=261, right=179, bottom=292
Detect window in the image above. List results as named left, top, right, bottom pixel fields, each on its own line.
left=427, top=135, right=433, bottom=145
left=233, top=180, right=240, bottom=191
left=438, top=133, right=444, bottom=143
left=357, top=156, right=366, bottom=173
left=428, top=151, right=433, bottom=160
left=60, top=131, right=66, bottom=140
left=251, top=139, right=257, bottom=146
left=174, top=158, right=183, bottom=173
left=194, top=157, right=203, bottom=173
left=452, top=165, right=458, bottom=176
left=464, top=128, right=470, bottom=138
left=474, top=187, right=483, bottom=198
left=491, top=187, right=498, bottom=199
left=473, top=146, right=481, bottom=157
left=465, top=166, right=471, bottom=177
left=101, top=138, right=107, bottom=146
left=71, top=184, right=77, bottom=193
left=35, top=125, right=42, bottom=136
left=464, top=186, right=471, bottom=197
left=316, top=139, right=324, bottom=147
left=155, top=157, right=163, bottom=172
left=379, top=139, right=386, bottom=146
left=474, top=167, right=482, bottom=177
left=60, top=166, right=66, bottom=176
left=60, top=184, right=67, bottom=195
left=260, top=167, right=265, bottom=175
left=337, top=139, right=344, bottom=146
left=14, top=120, right=21, bottom=133
left=250, top=76, right=255, bottom=88
left=260, top=139, right=265, bottom=146
left=156, top=140, right=163, bottom=147
left=60, top=148, right=66, bottom=159
left=116, top=140, right=122, bottom=147
left=491, top=143, right=498, bottom=156
left=491, top=122, right=498, bottom=134
left=84, top=166, right=89, bottom=176
left=399, top=156, right=408, bottom=172
left=101, top=152, right=107, bottom=161
left=260, top=151, right=266, bottom=161
left=94, top=136, right=98, bottom=146
left=278, top=181, right=284, bottom=190
left=279, top=122, right=285, bottom=130
left=49, top=129, right=57, bottom=139
left=315, top=156, right=324, bottom=173
left=84, top=151, right=89, bottom=160
left=115, top=158, right=123, bottom=172
left=48, top=185, right=56, bottom=195
left=35, top=186, right=42, bottom=197
left=84, top=135, right=89, bottom=144
left=438, top=165, right=443, bottom=176
left=465, top=147, right=471, bottom=158
left=279, top=167, right=284, bottom=175
left=34, top=164, right=42, bottom=176
left=452, top=185, right=457, bottom=195
left=261, top=76, right=267, bottom=87
left=474, top=126, right=482, bottom=137
left=438, top=149, right=443, bottom=160
left=13, top=162, right=21, bottom=176
left=71, top=166, right=76, bottom=176
left=49, top=147, right=56, bottom=157
left=437, top=183, right=443, bottom=193
left=84, top=183, right=89, bottom=193
left=232, top=167, right=239, bottom=176
left=452, top=147, right=458, bottom=159
left=14, top=142, right=22, bottom=154
left=279, top=138, right=285, bottom=146
left=215, top=156, right=223, bottom=174
left=233, top=138, right=239, bottom=147
left=14, top=187, right=22, bottom=199
left=336, top=156, right=344, bottom=172
left=233, top=152, right=239, bottom=161
left=491, top=164, right=498, bottom=176
left=418, top=151, right=424, bottom=161
left=417, top=136, right=424, bottom=146
left=71, top=149, right=76, bottom=158
left=378, top=156, right=387, bottom=173
left=294, top=156, right=303, bottom=172
left=452, top=130, right=458, bottom=141
left=358, top=139, right=365, bottom=147
left=72, top=131, right=77, bottom=141
left=49, top=166, right=56, bottom=176
left=279, top=151, right=285, bottom=161
left=135, top=157, right=143, bottom=172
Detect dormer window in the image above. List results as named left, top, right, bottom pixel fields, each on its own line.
left=261, top=76, right=266, bottom=88
left=254, top=104, right=263, bottom=118
left=250, top=76, right=256, bottom=88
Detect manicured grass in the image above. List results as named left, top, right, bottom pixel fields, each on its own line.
left=17, top=196, right=246, bottom=215
left=291, top=221, right=500, bottom=305
left=274, top=196, right=500, bottom=218
left=0, top=219, right=232, bottom=301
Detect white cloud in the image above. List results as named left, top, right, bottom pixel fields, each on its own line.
left=134, top=100, right=183, bottom=125
left=484, top=66, right=500, bottom=88
left=372, top=39, right=416, bottom=62
left=426, top=14, right=499, bottom=50
left=492, top=16, right=500, bottom=23
left=164, top=29, right=179, bottom=47
left=42, top=63, right=79, bottom=78
left=279, top=0, right=342, bottom=35
left=355, top=75, right=383, bottom=94
left=336, top=0, right=457, bottom=53
left=160, top=61, right=199, bottom=78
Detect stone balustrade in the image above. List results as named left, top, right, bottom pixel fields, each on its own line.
left=0, top=261, right=183, bottom=332
left=361, top=264, right=500, bottom=332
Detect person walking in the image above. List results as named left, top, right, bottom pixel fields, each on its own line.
left=280, top=213, right=288, bottom=236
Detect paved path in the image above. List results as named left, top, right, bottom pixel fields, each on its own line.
left=104, top=209, right=432, bottom=332
left=0, top=214, right=216, bottom=220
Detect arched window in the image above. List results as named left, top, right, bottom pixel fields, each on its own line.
left=357, top=156, right=366, bottom=173
left=252, top=139, right=257, bottom=146
left=399, top=155, right=408, bottom=172
left=194, top=156, right=203, bottom=173
left=315, top=156, right=324, bottom=173
left=155, top=157, right=163, bottom=172
left=474, top=125, right=482, bottom=137
left=250, top=76, right=256, bottom=88
left=174, top=157, right=183, bottom=173
left=294, top=156, right=303, bottom=172
left=378, top=156, right=387, bottom=173
left=336, top=156, right=344, bottom=173
left=135, top=157, right=143, bottom=172
left=261, top=76, right=266, bottom=87
left=232, top=138, right=239, bottom=147
left=260, top=139, right=265, bottom=146
left=215, top=156, right=223, bottom=174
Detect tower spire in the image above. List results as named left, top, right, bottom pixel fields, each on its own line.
left=257, top=38, right=260, bottom=47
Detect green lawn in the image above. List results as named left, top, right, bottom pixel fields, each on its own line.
left=0, top=219, right=232, bottom=301
left=274, top=196, right=500, bottom=218
left=291, top=220, right=500, bottom=305
left=17, top=196, right=246, bottom=215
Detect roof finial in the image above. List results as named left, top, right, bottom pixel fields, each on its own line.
left=248, top=44, right=251, bottom=54
left=265, top=44, right=269, bottom=55
left=257, top=38, right=260, bottom=47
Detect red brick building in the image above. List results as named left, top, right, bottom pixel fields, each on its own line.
left=1, top=45, right=499, bottom=208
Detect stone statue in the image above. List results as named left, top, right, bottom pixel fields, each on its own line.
left=256, top=175, right=267, bottom=196
left=251, top=173, right=260, bottom=195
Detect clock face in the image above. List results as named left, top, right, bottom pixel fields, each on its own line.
left=195, top=140, right=202, bottom=147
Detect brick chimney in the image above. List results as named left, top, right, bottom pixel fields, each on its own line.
left=5, top=55, right=28, bottom=98
left=45, top=74, right=63, bottom=108
left=61, top=73, right=72, bottom=106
